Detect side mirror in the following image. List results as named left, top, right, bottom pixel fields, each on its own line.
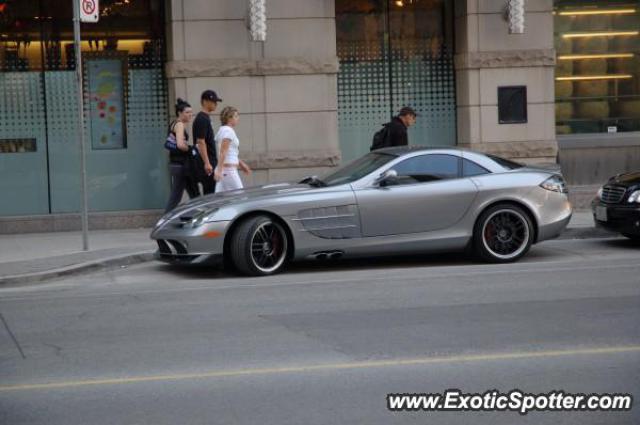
left=377, top=169, right=398, bottom=187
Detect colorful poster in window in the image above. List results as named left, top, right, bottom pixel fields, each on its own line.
left=87, top=58, right=127, bottom=149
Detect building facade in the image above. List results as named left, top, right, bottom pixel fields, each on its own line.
left=1, top=0, right=639, bottom=229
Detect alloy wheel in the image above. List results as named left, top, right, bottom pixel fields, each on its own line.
left=481, top=209, right=530, bottom=260
left=249, top=220, right=288, bottom=273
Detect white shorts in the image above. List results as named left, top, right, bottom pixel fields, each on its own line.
left=215, top=167, right=243, bottom=193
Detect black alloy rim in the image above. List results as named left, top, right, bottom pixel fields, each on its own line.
left=482, top=210, right=529, bottom=259
left=250, top=221, right=287, bottom=273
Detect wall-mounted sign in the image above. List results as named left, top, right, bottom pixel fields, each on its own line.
left=498, top=86, right=528, bottom=124
left=80, top=0, right=99, bottom=23
left=86, top=54, right=127, bottom=149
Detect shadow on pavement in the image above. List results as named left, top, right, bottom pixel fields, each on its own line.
left=595, top=238, right=640, bottom=248
left=151, top=237, right=638, bottom=281
left=155, top=251, right=479, bottom=280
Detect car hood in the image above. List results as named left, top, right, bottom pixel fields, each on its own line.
left=608, top=171, right=640, bottom=188
left=166, top=182, right=334, bottom=217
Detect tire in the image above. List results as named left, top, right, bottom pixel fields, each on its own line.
left=621, top=233, right=640, bottom=243
left=473, top=204, right=534, bottom=263
left=230, top=215, right=289, bottom=276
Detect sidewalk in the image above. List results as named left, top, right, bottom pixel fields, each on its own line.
left=0, top=211, right=614, bottom=285
left=0, top=229, right=154, bottom=285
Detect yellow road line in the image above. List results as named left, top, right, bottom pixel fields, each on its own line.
left=2, top=345, right=639, bottom=392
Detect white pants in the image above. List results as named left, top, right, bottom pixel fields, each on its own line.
left=215, top=167, right=243, bottom=193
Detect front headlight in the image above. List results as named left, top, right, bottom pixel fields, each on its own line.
left=540, top=175, right=568, bottom=194
left=627, top=190, right=640, bottom=203
left=189, top=208, right=219, bottom=227
left=155, top=211, right=174, bottom=228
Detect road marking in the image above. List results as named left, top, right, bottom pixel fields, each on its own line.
left=1, top=345, right=639, bottom=393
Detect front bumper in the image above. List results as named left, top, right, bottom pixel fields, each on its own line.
left=150, top=220, right=231, bottom=265
left=154, top=250, right=223, bottom=266
left=591, top=200, right=640, bottom=236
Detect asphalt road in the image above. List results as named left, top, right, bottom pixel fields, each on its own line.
left=1, top=237, right=639, bottom=425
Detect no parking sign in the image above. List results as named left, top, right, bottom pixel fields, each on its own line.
left=80, top=0, right=99, bottom=22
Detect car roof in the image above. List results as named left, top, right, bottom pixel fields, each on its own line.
left=371, top=146, right=513, bottom=174
left=375, top=146, right=467, bottom=156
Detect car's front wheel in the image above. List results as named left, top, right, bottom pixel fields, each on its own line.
left=621, top=232, right=640, bottom=242
left=474, top=204, right=534, bottom=263
left=230, top=215, right=289, bottom=276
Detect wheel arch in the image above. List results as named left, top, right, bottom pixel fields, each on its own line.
left=223, top=210, right=296, bottom=261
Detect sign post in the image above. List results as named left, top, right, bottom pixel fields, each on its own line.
left=73, top=0, right=98, bottom=251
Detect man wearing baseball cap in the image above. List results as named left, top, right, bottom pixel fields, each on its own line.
left=193, top=90, right=223, bottom=194
left=370, top=106, right=418, bottom=151
left=388, top=106, right=417, bottom=147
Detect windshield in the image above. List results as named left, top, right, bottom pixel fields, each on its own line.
left=320, top=152, right=396, bottom=186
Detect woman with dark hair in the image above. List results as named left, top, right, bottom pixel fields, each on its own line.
left=164, top=98, right=199, bottom=212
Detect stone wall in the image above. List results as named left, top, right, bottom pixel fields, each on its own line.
left=454, top=0, right=558, bottom=163
left=165, top=0, right=340, bottom=184
left=559, top=134, right=640, bottom=185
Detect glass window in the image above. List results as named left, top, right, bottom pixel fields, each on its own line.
left=0, top=0, right=168, bottom=216
left=0, top=0, right=164, bottom=73
left=554, top=1, right=640, bottom=134
left=321, top=152, right=396, bottom=186
left=335, top=0, right=456, bottom=163
left=392, top=154, right=459, bottom=184
left=462, top=159, right=490, bottom=176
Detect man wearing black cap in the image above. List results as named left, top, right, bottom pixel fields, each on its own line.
left=388, top=106, right=417, bottom=147
left=371, top=106, right=418, bottom=150
left=193, top=90, right=222, bottom=194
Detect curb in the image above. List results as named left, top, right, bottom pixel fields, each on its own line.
left=0, top=251, right=154, bottom=286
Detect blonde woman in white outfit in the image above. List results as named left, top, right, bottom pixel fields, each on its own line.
left=214, top=106, right=251, bottom=192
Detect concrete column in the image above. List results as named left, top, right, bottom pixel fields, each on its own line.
left=454, top=0, right=558, bottom=164
left=165, top=0, right=340, bottom=184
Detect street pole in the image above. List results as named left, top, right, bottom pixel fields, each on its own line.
left=72, top=0, right=90, bottom=251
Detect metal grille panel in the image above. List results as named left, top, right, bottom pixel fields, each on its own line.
left=601, top=185, right=626, bottom=204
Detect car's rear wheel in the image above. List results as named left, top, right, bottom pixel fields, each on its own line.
left=230, top=215, right=289, bottom=276
left=474, top=204, right=534, bottom=263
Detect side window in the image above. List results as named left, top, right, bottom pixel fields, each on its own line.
left=392, top=154, right=459, bottom=184
left=462, top=159, right=490, bottom=177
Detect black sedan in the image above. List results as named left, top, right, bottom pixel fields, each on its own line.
left=592, top=171, right=640, bottom=241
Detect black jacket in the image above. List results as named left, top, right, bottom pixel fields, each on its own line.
left=387, top=117, right=408, bottom=147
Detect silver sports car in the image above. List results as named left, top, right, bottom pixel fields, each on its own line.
left=151, top=147, right=572, bottom=276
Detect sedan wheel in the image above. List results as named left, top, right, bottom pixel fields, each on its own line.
left=474, top=205, right=533, bottom=263
left=621, top=233, right=640, bottom=243
left=230, top=215, right=289, bottom=276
